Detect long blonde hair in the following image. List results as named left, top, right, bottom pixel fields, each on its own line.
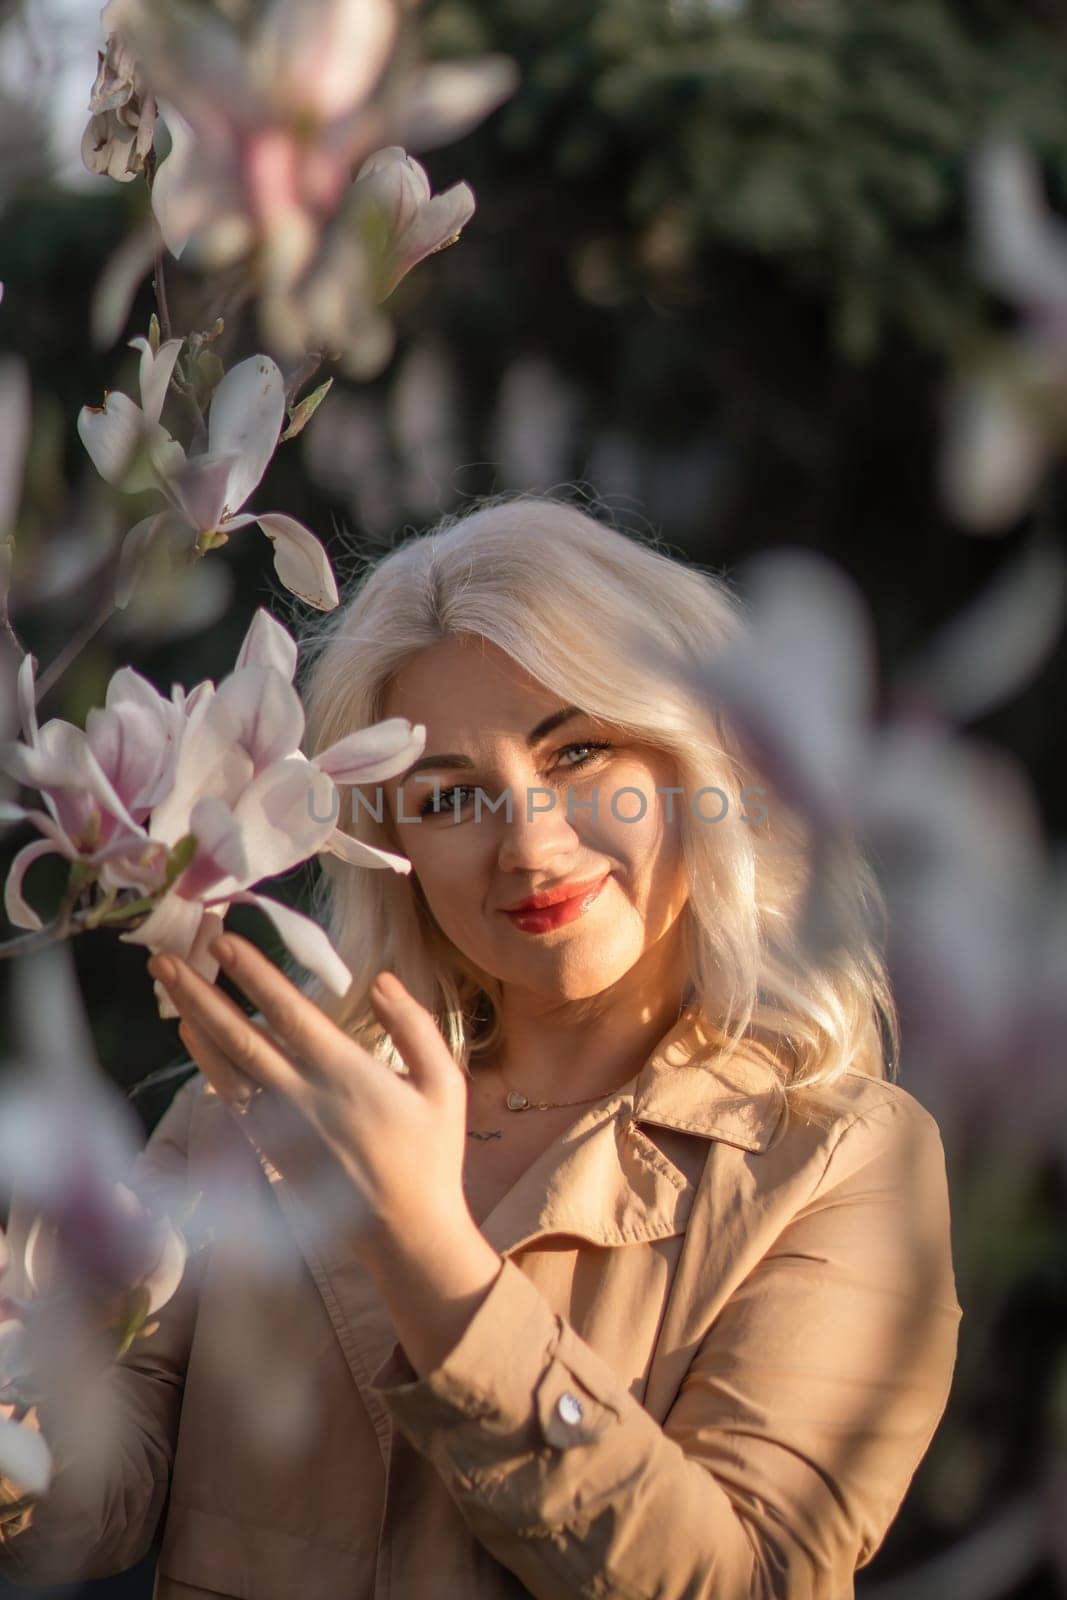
left=296, top=493, right=898, bottom=1121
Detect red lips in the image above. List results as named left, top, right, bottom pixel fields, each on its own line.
left=501, top=874, right=609, bottom=913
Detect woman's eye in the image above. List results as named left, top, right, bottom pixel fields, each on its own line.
left=555, top=740, right=612, bottom=771
left=416, top=743, right=613, bottom=818
left=419, top=784, right=476, bottom=818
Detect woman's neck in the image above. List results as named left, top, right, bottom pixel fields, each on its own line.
left=477, top=933, right=694, bottom=1103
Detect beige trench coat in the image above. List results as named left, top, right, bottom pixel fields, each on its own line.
left=0, top=1008, right=962, bottom=1599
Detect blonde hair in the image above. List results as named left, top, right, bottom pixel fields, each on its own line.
left=296, top=493, right=898, bottom=1124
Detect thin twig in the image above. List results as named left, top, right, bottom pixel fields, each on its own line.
left=34, top=593, right=116, bottom=707
left=0, top=923, right=74, bottom=960
left=152, top=231, right=174, bottom=345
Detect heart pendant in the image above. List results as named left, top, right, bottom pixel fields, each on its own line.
left=505, top=1090, right=529, bottom=1112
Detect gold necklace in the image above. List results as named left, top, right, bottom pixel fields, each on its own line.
left=495, top=993, right=696, bottom=1114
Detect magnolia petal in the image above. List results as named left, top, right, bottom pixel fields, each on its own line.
left=939, top=371, right=1047, bottom=534
left=971, top=139, right=1067, bottom=312
left=10, top=720, right=143, bottom=839
left=255, top=514, right=339, bottom=610
left=129, top=335, right=184, bottom=425
left=227, top=890, right=353, bottom=996
left=0, top=1414, right=52, bottom=1496
left=78, top=391, right=184, bottom=494
left=324, top=828, right=413, bottom=874
left=4, top=838, right=70, bottom=930
left=119, top=890, right=204, bottom=959
left=257, top=0, right=399, bottom=123
left=175, top=794, right=249, bottom=901
left=314, top=717, right=426, bottom=784
left=234, top=609, right=299, bottom=682
left=900, top=543, right=1067, bottom=723
left=16, top=652, right=37, bottom=743
left=77, top=390, right=146, bottom=487
left=212, top=758, right=338, bottom=894
left=396, top=56, right=519, bottom=153
left=212, top=666, right=305, bottom=774
left=207, top=356, right=285, bottom=513
left=383, top=179, right=475, bottom=299
left=170, top=452, right=241, bottom=533
left=148, top=104, right=201, bottom=261
left=115, top=511, right=195, bottom=610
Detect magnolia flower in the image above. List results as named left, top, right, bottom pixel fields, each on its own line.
left=259, top=151, right=478, bottom=374
left=108, top=0, right=516, bottom=272
left=77, top=330, right=185, bottom=496
left=2, top=609, right=424, bottom=1010
left=0, top=652, right=179, bottom=929
left=351, top=147, right=476, bottom=302
left=81, top=0, right=159, bottom=184
left=942, top=140, right=1067, bottom=532
left=79, top=351, right=339, bottom=611
left=654, top=546, right=1062, bottom=1103
left=116, top=608, right=424, bottom=1008
left=0, top=948, right=195, bottom=1495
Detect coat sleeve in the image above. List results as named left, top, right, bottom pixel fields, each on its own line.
left=372, top=1091, right=963, bottom=1600
left=0, top=1073, right=205, bottom=1588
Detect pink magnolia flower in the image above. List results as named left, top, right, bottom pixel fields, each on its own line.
left=0, top=652, right=179, bottom=929
left=2, top=610, right=423, bottom=1010
left=116, top=608, right=424, bottom=1010
left=663, top=545, right=1062, bottom=1114
left=79, top=352, right=339, bottom=611
left=108, top=0, right=516, bottom=274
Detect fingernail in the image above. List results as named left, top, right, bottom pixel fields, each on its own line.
left=150, top=956, right=177, bottom=986
left=211, top=936, right=236, bottom=964
left=372, top=971, right=403, bottom=999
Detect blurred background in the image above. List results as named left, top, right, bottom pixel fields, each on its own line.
left=1, top=0, right=1066, bottom=1595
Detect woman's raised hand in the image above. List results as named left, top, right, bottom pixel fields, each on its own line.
left=147, top=934, right=472, bottom=1251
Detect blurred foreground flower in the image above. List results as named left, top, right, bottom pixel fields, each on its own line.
left=0, top=947, right=191, bottom=1495
left=79, top=347, right=339, bottom=610
left=85, top=0, right=517, bottom=372
left=668, top=543, right=1065, bottom=1130
left=1, top=609, right=424, bottom=1014
left=942, top=139, right=1067, bottom=532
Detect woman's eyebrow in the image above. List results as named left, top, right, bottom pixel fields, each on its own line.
left=396, top=706, right=584, bottom=783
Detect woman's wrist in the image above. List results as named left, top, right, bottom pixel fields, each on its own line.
left=357, top=1202, right=503, bottom=1377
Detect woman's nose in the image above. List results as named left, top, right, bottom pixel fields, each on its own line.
left=495, top=783, right=581, bottom=873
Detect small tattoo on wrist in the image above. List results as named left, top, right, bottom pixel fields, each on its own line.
left=467, top=1128, right=503, bottom=1141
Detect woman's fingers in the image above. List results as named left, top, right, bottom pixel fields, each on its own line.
left=206, top=933, right=352, bottom=1081
left=177, top=1018, right=257, bottom=1108
left=368, top=972, right=459, bottom=1104
left=148, top=951, right=309, bottom=1107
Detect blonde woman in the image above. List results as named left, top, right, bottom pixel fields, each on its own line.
left=0, top=496, right=962, bottom=1599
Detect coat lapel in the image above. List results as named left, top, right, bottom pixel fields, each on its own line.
left=476, top=1007, right=787, bottom=1257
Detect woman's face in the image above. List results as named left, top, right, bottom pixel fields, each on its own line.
left=380, top=635, right=689, bottom=1005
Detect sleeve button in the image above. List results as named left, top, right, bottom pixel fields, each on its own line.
left=556, top=1391, right=584, bottom=1427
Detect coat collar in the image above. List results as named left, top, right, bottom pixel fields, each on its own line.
left=476, top=1005, right=788, bottom=1258
left=630, top=1005, right=787, bottom=1152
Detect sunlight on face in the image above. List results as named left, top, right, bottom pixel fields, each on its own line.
left=381, top=635, right=689, bottom=1004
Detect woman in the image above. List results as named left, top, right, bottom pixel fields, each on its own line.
left=0, top=495, right=962, bottom=1599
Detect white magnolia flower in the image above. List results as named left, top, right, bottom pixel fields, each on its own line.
left=79, top=352, right=340, bottom=611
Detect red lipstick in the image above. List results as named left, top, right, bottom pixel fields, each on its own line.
left=500, top=874, right=610, bottom=933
